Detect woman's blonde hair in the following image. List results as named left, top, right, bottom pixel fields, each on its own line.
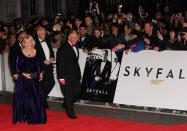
left=21, top=34, right=36, bottom=48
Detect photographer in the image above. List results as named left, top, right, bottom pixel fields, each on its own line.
left=0, top=27, right=7, bottom=53
left=177, top=27, right=187, bottom=50
left=143, top=21, right=164, bottom=51
left=86, top=0, right=100, bottom=24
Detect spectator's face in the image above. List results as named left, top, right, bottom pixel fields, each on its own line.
left=8, top=35, right=17, bottom=45
left=155, top=12, right=162, bottom=20
left=94, top=30, right=101, bottom=38
left=37, top=27, right=46, bottom=40
left=111, top=26, right=119, bottom=35
left=0, top=31, right=4, bottom=38
left=85, top=17, right=93, bottom=26
left=144, top=23, right=153, bottom=34
left=124, top=26, right=132, bottom=34
left=169, top=31, right=176, bottom=39
left=42, top=20, right=48, bottom=26
left=184, top=32, right=187, bottom=40
left=135, top=23, right=141, bottom=31
left=75, top=19, right=81, bottom=26
left=79, top=27, right=87, bottom=36
left=164, top=6, right=170, bottom=13
left=68, top=32, right=79, bottom=45
left=126, top=13, right=133, bottom=22
left=18, top=32, right=27, bottom=43
left=9, top=26, right=16, bottom=33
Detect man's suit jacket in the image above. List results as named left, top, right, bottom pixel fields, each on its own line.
left=56, top=42, right=81, bottom=85
left=77, top=35, right=94, bottom=50
left=9, top=42, right=22, bottom=76
left=35, top=37, right=55, bottom=63
left=93, top=59, right=111, bottom=82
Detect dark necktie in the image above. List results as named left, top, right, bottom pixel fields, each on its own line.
left=41, top=40, right=46, bottom=43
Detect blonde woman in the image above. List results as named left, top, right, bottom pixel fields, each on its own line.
left=13, top=34, right=47, bottom=124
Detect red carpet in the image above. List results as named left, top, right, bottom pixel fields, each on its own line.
left=0, top=104, right=187, bottom=131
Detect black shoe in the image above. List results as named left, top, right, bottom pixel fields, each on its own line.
left=68, top=115, right=77, bottom=119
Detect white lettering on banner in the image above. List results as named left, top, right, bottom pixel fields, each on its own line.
left=86, top=88, right=108, bottom=95
left=114, top=50, right=187, bottom=110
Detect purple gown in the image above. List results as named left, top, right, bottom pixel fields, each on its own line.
left=13, top=51, right=47, bottom=124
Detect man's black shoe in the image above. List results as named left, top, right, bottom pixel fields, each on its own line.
left=68, top=115, right=77, bottom=119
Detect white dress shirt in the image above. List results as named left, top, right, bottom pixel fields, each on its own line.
left=19, top=43, right=23, bottom=49
left=39, top=38, right=50, bottom=60
left=100, top=61, right=106, bottom=73
left=68, top=40, right=78, bottom=57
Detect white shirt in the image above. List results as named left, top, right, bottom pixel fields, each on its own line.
left=39, top=38, right=50, bottom=60
left=19, top=43, right=23, bottom=49
left=68, top=40, right=78, bottom=57
left=81, top=36, right=86, bottom=42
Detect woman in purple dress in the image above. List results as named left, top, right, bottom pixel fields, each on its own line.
left=13, top=34, right=47, bottom=124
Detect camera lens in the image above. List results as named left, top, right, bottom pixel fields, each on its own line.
left=180, top=32, right=185, bottom=37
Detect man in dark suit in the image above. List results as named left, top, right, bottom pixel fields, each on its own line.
left=77, top=24, right=95, bottom=52
left=90, top=50, right=111, bottom=89
left=56, top=30, right=81, bottom=119
left=9, top=31, right=27, bottom=80
left=35, top=25, right=55, bottom=108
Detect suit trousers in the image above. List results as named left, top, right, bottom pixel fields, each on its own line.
left=60, top=80, right=81, bottom=116
left=41, top=64, right=55, bottom=100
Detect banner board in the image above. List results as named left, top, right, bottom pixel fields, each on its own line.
left=114, top=50, right=187, bottom=110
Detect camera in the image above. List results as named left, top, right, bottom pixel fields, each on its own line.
left=180, top=32, right=185, bottom=37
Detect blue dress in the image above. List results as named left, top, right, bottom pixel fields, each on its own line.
left=13, top=51, right=47, bottom=124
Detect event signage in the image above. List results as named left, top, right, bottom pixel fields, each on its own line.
left=114, top=50, right=187, bottom=110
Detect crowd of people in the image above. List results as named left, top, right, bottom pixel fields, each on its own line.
left=0, top=1, right=187, bottom=125
left=0, top=2, right=187, bottom=55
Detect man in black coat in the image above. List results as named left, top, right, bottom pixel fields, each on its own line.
left=77, top=24, right=95, bottom=51
left=9, top=31, right=27, bottom=80
left=56, top=30, right=81, bottom=119
left=35, top=25, right=55, bottom=108
left=88, top=50, right=111, bottom=89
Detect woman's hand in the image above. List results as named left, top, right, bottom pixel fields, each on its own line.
left=39, top=73, right=43, bottom=81
left=22, top=73, right=32, bottom=79
left=13, top=74, right=19, bottom=80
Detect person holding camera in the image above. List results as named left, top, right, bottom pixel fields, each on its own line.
left=177, top=27, right=187, bottom=50
left=13, top=34, right=46, bottom=124
left=0, top=27, right=7, bottom=53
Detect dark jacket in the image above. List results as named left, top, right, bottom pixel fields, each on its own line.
left=56, top=42, right=81, bottom=85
